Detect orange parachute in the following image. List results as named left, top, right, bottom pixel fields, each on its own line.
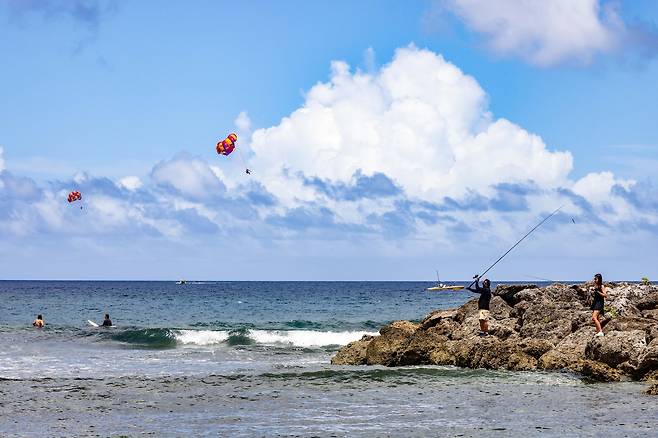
left=216, top=133, right=237, bottom=156
left=67, top=191, right=83, bottom=209
left=67, top=191, right=82, bottom=203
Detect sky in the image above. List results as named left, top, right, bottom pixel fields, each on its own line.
left=1, top=0, right=658, bottom=280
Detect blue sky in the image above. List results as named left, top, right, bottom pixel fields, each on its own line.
left=1, top=0, right=658, bottom=280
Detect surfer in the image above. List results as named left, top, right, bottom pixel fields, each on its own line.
left=101, top=314, right=113, bottom=327
left=590, top=273, right=606, bottom=337
left=466, top=276, right=491, bottom=336
left=32, top=314, right=44, bottom=328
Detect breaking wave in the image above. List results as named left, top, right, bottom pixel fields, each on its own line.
left=108, top=328, right=375, bottom=349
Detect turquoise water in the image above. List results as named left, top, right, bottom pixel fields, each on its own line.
left=1, top=281, right=656, bottom=436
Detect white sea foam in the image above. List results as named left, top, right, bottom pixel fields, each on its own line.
left=172, top=329, right=375, bottom=347
left=175, top=330, right=229, bottom=345
left=248, top=330, right=376, bottom=347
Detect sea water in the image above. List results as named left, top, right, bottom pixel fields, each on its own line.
left=0, top=281, right=656, bottom=436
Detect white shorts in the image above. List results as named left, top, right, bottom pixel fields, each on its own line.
left=478, top=309, right=490, bottom=321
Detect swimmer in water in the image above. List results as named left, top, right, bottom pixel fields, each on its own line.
left=32, top=314, right=44, bottom=328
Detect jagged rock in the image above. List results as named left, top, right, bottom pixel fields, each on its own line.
left=518, top=339, right=555, bottom=359
left=454, top=299, right=478, bottom=324
left=539, top=327, right=595, bottom=370
left=506, top=351, right=538, bottom=371
left=636, top=291, right=658, bottom=311
left=642, top=370, right=658, bottom=382
left=419, top=309, right=458, bottom=330
left=494, top=284, right=538, bottom=306
left=636, top=338, right=658, bottom=378
left=513, top=288, right=542, bottom=304
left=644, top=383, right=658, bottom=395
left=643, top=309, right=658, bottom=320
left=331, top=335, right=374, bottom=365
left=365, top=321, right=418, bottom=366
left=488, top=317, right=518, bottom=340
left=424, top=317, right=460, bottom=338
left=585, top=330, right=647, bottom=369
left=519, top=299, right=577, bottom=344
left=604, top=317, right=656, bottom=333
left=428, top=348, right=455, bottom=365
left=396, top=329, right=448, bottom=366
left=571, top=359, right=622, bottom=382
left=331, top=282, right=658, bottom=392
left=452, top=337, right=537, bottom=371
left=650, top=325, right=658, bottom=342
left=489, top=296, right=513, bottom=320
left=606, top=284, right=654, bottom=317
left=570, top=310, right=596, bottom=332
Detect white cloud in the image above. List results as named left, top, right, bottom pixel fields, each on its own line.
left=73, top=171, right=89, bottom=184
left=151, top=154, right=225, bottom=199
left=249, top=45, right=573, bottom=209
left=118, top=176, right=143, bottom=191
left=573, top=171, right=618, bottom=202
left=440, top=0, right=623, bottom=66
left=1, top=46, right=657, bottom=281
left=234, top=111, right=252, bottom=135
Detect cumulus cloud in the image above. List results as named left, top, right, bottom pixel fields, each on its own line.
left=1, top=46, right=657, bottom=279
left=234, top=111, right=252, bottom=135
left=436, top=0, right=658, bottom=66
left=118, top=176, right=143, bottom=191
left=249, top=46, right=573, bottom=216
left=151, top=154, right=226, bottom=200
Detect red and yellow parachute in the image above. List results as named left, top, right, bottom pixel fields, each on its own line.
left=216, top=133, right=237, bottom=156
left=67, top=191, right=82, bottom=203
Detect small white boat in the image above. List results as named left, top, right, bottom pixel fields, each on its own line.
left=426, top=270, right=463, bottom=292
left=427, top=284, right=463, bottom=292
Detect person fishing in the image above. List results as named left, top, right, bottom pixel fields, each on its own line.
left=32, top=314, right=44, bottom=328
left=590, top=273, right=606, bottom=337
left=460, top=206, right=564, bottom=337
left=101, top=313, right=113, bottom=327
left=466, top=276, right=492, bottom=336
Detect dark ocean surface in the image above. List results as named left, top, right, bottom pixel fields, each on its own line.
left=1, top=281, right=656, bottom=436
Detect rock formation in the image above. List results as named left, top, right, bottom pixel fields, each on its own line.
left=332, top=282, right=658, bottom=393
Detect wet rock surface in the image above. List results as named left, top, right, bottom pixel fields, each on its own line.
left=332, top=282, right=658, bottom=392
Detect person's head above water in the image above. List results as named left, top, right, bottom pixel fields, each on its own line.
left=37, top=314, right=42, bottom=320
left=104, top=314, right=110, bottom=319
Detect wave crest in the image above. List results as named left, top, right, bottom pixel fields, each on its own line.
left=109, top=328, right=375, bottom=348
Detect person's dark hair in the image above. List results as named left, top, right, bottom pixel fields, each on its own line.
left=594, top=273, right=603, bottom=286
left=105, top=314, right=110, bottom=319
left=483, top=279, right=491, bottom=287
left=37, top=314, right=42, bottom=319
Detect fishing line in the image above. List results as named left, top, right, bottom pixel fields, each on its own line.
left=467, top=205, right=564, bottom=288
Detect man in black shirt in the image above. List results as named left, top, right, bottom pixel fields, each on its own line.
left=102, top=314, right=113, bottom=327
left=466, top=276, right=492, bottom=336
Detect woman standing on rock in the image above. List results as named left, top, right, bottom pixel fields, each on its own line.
left=591, top=273, right=606, bottom=337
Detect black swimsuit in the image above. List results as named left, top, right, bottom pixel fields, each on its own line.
left=590, top=287, right=604, bottom=312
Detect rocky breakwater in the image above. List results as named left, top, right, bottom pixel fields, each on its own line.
left=332, top=282, right=658, bottom=393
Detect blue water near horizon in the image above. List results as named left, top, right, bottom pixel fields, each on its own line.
left=1, top=280, right=656, bottom=436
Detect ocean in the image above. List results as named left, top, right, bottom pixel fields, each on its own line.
left=1, top=281, right=656, bottom=437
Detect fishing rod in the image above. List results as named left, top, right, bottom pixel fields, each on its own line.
left=467, top=205, right=564, bottom=289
